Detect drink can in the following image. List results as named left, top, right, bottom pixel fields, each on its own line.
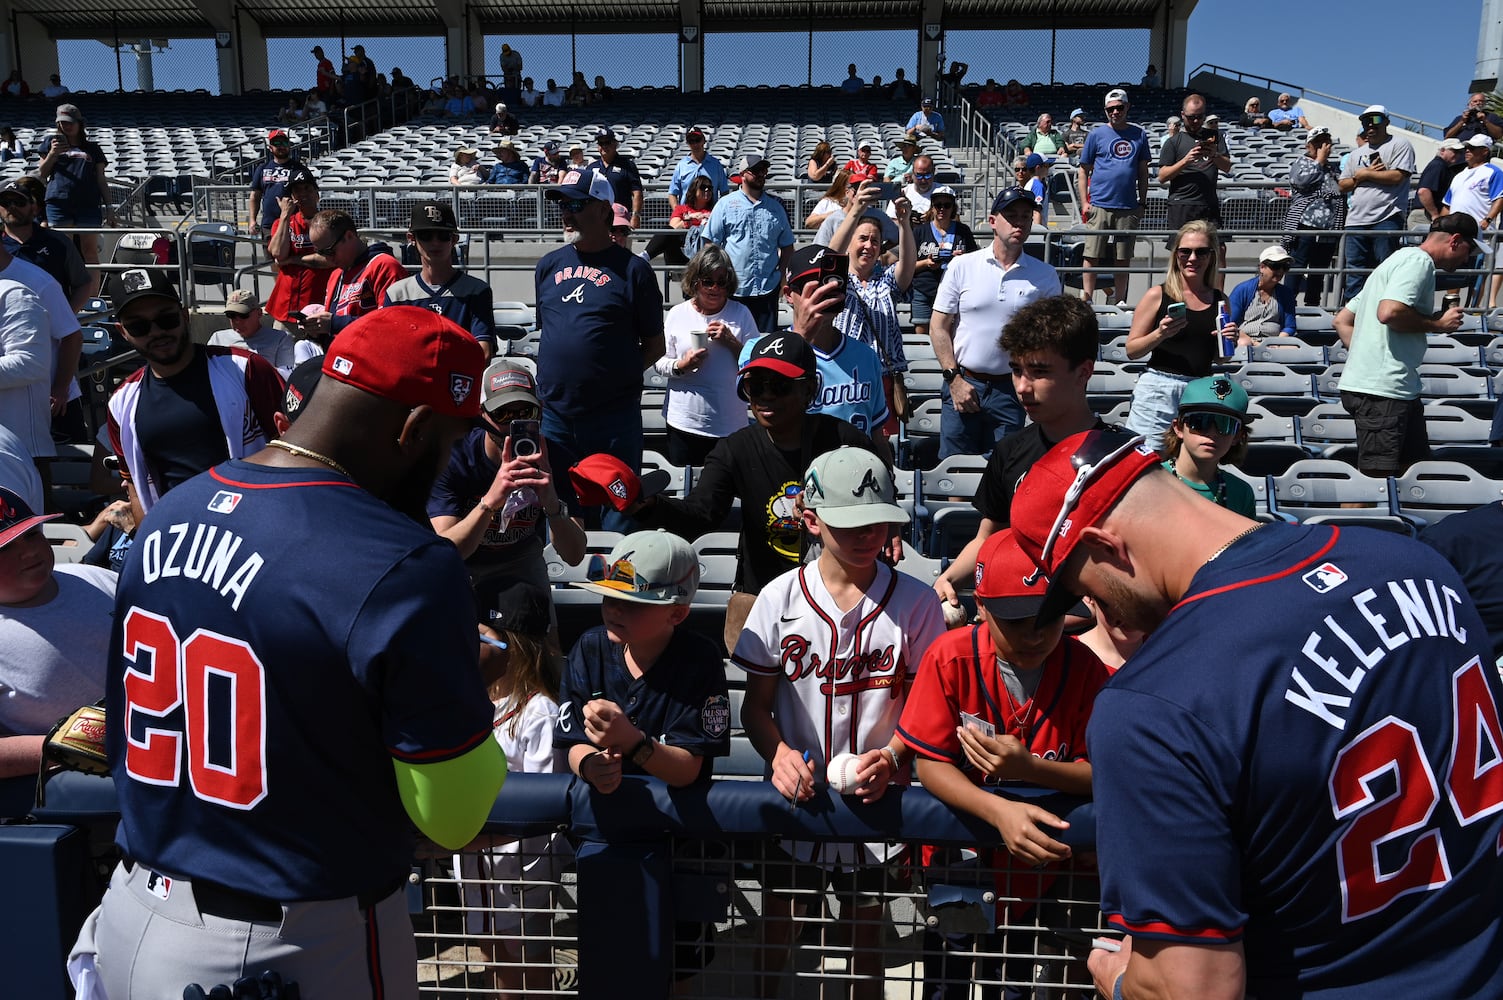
left=1216, top=307, right=1237, bottom=359
left=1442, top=293, right=1461, bottom=313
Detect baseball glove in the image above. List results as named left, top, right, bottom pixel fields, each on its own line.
left=35, top=701, right=108, bottom=807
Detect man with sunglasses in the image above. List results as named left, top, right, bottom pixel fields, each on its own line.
left=208, top=289, right=295, bottom=375
left=266, top=165, right=335, bottom=334
left=667, top=126, right=728, bottom=211
left=104, top=267, right=284, bottom=520
left=1078, top=88, right=1150, bottom=304
left=703, top=154, right=796, bottom=333
left=890, top=153, right=938, bottom=221
left=301, top=209, right=405, bottom=341
left=1158, top=94, right=1232, bottom=259
left=588, top=128, right=644, bottom=230
left=535, top=167, right=664, bottom=532
left=248, top=129, right=303, bottom=238
left=0, top=176, right=89, bottom=311
left=1008, top=428, right=1503, bottom=1000
left=429, top=359, right=583, bottom=618
left=1339, top=105, right=1416, bottom=304
left=1332, top=213, right=1478, bottom=478
left=1225, top=245, right=1298, bottom=337
left=383, top=201, right=495, bottom=358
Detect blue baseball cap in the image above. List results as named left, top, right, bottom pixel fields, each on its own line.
left=546, top=167, right=613, bottom=203
left=990, top=186, right=1033, bottom=214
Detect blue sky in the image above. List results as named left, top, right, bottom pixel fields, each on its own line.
left=53, top=0, right=1485, bottom=128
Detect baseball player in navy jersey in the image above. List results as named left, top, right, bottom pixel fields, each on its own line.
left=1008, top=429, right=1503, bottom=1000
left=735, top=446, right=945, bottom=1000
left=72, top=306, right=507, bottom=1000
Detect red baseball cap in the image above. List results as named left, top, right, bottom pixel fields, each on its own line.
left=1009, top=430, right=1160, bottom=619
left=974, top=529, right=1053, bottom=619
left=0, top=487, right=60, bottom=550
left=569, top=455, right=671, bottom=512
left=320, top=306, right=485, bottom=419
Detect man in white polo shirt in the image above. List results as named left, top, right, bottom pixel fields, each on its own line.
left=928, top=186, right=1062, bottom=459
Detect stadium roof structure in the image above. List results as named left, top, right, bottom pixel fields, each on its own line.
left=10, top=0, right=1189, bottom=37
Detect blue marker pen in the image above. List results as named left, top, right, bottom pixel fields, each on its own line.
left=478, top=634, right=508, bottom=651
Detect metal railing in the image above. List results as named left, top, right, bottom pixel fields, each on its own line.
left=1188, top=63, right=1445, bottom=139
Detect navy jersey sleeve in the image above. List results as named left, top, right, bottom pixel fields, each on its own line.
left=554, top=630, right=605, bottom=750
left=426, top=434, right=481, bottom=521
left=347, top=540, right=495, bottom=764
left=1089, top=686, right=1247, bottom=944
left=657, top=632, right=731, bottom=759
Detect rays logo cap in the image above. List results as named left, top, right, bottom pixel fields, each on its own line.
left=410, top=201, right=458, bottom=232
left=1009, top=430, right=1161, bottom=622
left=803, top=447, right=906, bottom=528
left=0, top=486, right=60, bottom=550
left=546, top=168, right=614, bottom=203
left=571, top=529, right=699, bottom=605
left=321, top=305, right=485, bottom=418
left=974, top=528, right=1082, bottom=621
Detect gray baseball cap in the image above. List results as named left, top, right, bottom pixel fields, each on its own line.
left=802, top=447, right=907, bottom=529
left=571, top=529, right=700, bottom=605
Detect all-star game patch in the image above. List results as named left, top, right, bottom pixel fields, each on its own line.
left=700, top=694, right=730, bottom=738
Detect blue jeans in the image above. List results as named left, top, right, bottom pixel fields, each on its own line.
left=1342, top=215, right=1403, bottom=304
left=543, top=401, right=642, bottom=533
left=1125, top=368, right=1194, bottom=445
left=1286, top=230, right=1337, bottom=307
left=734, top=290, right=781, bottom=334
left=938, top=376, right=1024, bottom=460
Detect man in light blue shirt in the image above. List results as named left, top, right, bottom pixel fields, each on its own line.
left=702, top=155, right=795, bottom=332
left=1268, top=93, right=1310, bottom=131
left=905, top=98, right=945, bottom=141
left=666, top=127, right=728, bottom=209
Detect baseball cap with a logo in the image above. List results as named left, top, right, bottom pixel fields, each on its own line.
left=803, top=447, right=907, bottom=528
left=569, top=454, right=671, bottom=512
left=784, top=244, right=842, bottom=293
left=1431, top=210, right=1492, bottom=254
left=107, top=267, right=181, bottom=313
left=738, top=331, right=817, bottom=384
left=1466, top=134, right=1495, bottom=149
left=991, top=186, right=1034, bottom=214
left=481, top=358, right=539, bottom=414
left=224, top=289, right=260, bottom=316
left=320, top=305, right=485, bottom=419
left=974, top=529, right=1062, bottom=621
left=546, top=168, right=614, bottom=203
left=55, top=104, right=83, bottom=124
left=0, top=178, right=33, bottom=204
left=734, top=154, right=771, bottom=176
left=0, top=486, right=60, bottom=550
left=570, top=529, right=699, bottom=605
left=280, top=357, right=324, bottom=423
left=1009, top=430, right=1162, bottom=621
left=410, top=201, right=458, bottom=232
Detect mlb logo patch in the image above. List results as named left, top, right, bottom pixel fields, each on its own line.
left=1302, top=562, right=1348, bottom=594
left=145, top=870, right=172, bottom=900
left=331, top=356, right=353, bottom=376
left=207, top=491, right=242, bottom=514
left=450, top=372, right=474, bottom=406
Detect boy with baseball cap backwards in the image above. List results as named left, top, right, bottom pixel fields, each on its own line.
left=896, top=527, right=1111, bottom=997
left=734, top=446, right=946, bottom=1000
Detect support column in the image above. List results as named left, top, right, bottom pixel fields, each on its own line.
left=0, top=7, right=60, bottom=90
left=432, top=0, right=479, bottom=81
left=678, top=0, right=702, bottom=93
left=1473, top=0, right=1503, bottom=93
left=919, top=0, right=943, bottom=97
left=226, top=15, right=268, bottom=94
left=1149, top=1, right=1193, bottom=89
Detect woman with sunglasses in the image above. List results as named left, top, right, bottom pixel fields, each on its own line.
left=1124, top=220, right=1243, bottom=441
left=644, top=176, right=716, bottom=265
left=653, top=245, right=757, bottom=464
left=908, top=185, right=977, bottom=347
left=1159, top=375, right=1257, bottom=517
left=1226, top=245, right=1299, bottom=339
left=805, top=169, right=851, bottom=229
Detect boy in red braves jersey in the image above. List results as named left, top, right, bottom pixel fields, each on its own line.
left=735, top=446, right=946, bottom=1000
left=898, top=527, right=1111, bottom=998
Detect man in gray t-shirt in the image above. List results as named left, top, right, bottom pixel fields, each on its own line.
left=1339, top=105, right=1416, bottom=303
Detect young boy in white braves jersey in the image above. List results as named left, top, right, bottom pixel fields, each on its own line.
left=735, top=446, right=946, bottom=999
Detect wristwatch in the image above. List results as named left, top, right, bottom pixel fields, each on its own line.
left=941, top=367, right=962, bottom=383
left=630, top=737, right=656, bottom=767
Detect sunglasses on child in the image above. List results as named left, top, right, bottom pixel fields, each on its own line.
left=119, top=309, right=184, bottom=339
left=741, top=375, right=804, bottom=398
left=1181, top=412, right=1243, bottom=436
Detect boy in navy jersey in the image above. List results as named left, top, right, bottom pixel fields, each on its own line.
left=382, top=201, right=496, bottom=357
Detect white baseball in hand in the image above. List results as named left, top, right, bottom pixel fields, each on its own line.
left=942, top=601, right=968, bottom=629
left=827, top=752, right=864, bottom=795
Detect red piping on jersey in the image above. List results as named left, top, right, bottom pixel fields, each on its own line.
left=1108, top=913, right=1243, bottom=941
left=365, top=902, right=387, bottom=999
left=209, top=466, right=360, bottom=491
left=392, top=727, right=493, bottom=763
left=1169, top=527, right=1340, bottom=613
left=797, top=565, right=841, bottom=756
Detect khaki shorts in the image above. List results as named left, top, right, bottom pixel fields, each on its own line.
left=1083, top=206, right=1141, bottom=261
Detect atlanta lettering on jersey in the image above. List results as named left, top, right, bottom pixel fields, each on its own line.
left=779, top=634, right=899, bottom=697
left=137, top=522, right=264, bottom=611
left=1286, top=575, right=1470, bottom=731
left=551, top=265, right=614, bottom=287
left=812, top=379, right=872, bottom=408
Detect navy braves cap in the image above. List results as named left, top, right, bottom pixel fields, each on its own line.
left=738, top=332, right=817, bottom=385
left=991, top=186, right=1033, bottom=214
left=546, top=167, right=614, bottom=203
left=286, top=165, right=318, bottom=188
left=107, top=266, right=181, bottom=314
left=541, top=139, right=560, bottom=153
left=0, top=178, right=33, bottom=203
left=595, top=127, right=620, bottom=143
left=0, top=486, right=60, bottom=550
left=784, top=243, right=839, bottom=292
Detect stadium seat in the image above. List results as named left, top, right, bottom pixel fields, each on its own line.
left=1266, top=460, right=1419, bottom=535
left=912, top=454, right=989, bottom=558
left=1391, top=462, right=1503, bottom=526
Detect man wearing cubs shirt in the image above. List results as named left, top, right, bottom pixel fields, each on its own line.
left=75, top=308, right=506, bottom=1000
left=1009, top=429, right=1503, bottom=1000
left=1077, top=88, right=1150, bottom=304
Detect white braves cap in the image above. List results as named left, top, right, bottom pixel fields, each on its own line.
left=803, top=447, right=907, bottom=529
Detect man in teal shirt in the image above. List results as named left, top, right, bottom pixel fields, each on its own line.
left=1334, top=213, right=1479, bottom=475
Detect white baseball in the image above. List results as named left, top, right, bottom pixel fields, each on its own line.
left=827, top=752, right=864, bottom=795
left=942, top=601, right=968, bottom=629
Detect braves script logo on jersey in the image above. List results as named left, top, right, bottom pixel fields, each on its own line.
left=207, top=491, right=242, bottom=514
left=701, top=695, right=730, bottom=738
left=1302, top=562, right=1348, bottom=594
left=449, top=373, right=474, bottom=407
left=780, top=634, right=899, bottom=696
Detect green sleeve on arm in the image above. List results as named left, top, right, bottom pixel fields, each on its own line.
left=392, top=739, right=508, bottom=850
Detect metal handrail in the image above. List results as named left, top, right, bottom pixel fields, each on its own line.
left=1188, top=62, right=1445, bottom=138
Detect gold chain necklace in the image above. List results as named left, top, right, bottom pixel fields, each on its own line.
left=1206, top=523, right=1262, bottom=563
left=266, top=439, right=351, bottom=478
